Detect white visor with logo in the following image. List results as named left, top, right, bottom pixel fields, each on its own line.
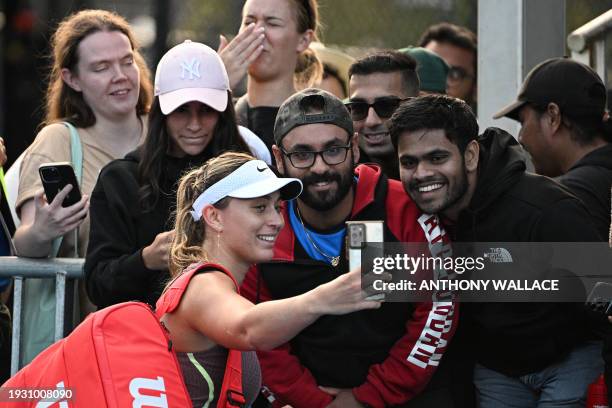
left=190, top=160, right=303, bottom=221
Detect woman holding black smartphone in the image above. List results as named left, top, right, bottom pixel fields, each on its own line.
left=14, top=9, right=151, bottom=259
left=12, top=10, right=152, bottom=364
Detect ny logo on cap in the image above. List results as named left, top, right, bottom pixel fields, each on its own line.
left=180, top=58, right=201, bottom=80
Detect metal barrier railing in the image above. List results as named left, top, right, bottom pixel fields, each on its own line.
left=0, top=256, right=84, bottom=375
left=567, top=9, right=612, bottom=86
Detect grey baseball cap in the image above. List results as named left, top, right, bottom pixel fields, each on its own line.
left=273, top=88, right=354, bottom=145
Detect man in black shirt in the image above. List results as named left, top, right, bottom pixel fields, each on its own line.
left=494, top=57, right=612, bottom=240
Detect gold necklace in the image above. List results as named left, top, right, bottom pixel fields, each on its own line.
left=295, top=204, right=340, bottom=267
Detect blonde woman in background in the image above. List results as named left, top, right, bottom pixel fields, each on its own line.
left=231, top=0, right=323, bottom=153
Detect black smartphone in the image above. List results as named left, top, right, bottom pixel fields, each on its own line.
left=38, top=162, right=81, bottom=207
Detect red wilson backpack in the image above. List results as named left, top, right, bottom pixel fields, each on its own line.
left=3, top=262, right=245, bottom=408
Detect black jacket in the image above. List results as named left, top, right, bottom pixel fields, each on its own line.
left=559, top=143, right=612, bottom=398
left=84, top=149, right=208, bottom=309
left=451, top=128, right=601, bottom=376
left=556, top=143, right=612, bottom=241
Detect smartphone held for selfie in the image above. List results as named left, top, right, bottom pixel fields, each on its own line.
left=346, top=221, right=384, bottom=301
left=586, top=282, right=612, bottom=315
left=39, top=162, right=81, bottom=207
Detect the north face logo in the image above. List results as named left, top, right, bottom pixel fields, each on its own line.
left=129, top=376, right=168, bottom=408
left=483, top=247, right=513, bottom=263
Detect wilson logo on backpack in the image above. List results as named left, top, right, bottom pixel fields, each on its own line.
left=129, top=376, right=168, bottom=408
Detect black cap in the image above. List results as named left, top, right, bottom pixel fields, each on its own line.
left=274, top=88, right=354, bottom=145
left=493, top=57, right=607, bottom=122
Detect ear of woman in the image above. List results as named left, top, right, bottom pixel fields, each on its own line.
left=202, top=204, right=224, bottom=233
left=60, top=68, right=82, bottom=92
left=296, top=28, right=314, bottom=53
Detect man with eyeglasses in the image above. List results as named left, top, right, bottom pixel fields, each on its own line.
left=242, top=88, right=458, bottom=408
left=346, top=51, right=419, bottom=180
left=419, top=22, right=477, bottom=110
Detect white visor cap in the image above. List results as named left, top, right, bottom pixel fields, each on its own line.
left=190, top=160, right=303, bottom=221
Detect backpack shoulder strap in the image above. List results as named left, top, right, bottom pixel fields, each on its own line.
left=155, top=262, right=240, bottom=317
left=63, top=121, right=83, bottom=184
left=156, top=262, right=245, bottom=407
left=218, top=349, right=246, bottom=408
left=51, top=122, right=83, bottom=258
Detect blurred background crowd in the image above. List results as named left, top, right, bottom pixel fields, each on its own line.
left=1, top=0, right=611, bottom=168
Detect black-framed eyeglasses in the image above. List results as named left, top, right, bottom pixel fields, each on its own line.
left=344, top=97, right=411, bottom=121
left=281, top=143, right=352, bottom=169
left=448, top=66, right=474, bottom=82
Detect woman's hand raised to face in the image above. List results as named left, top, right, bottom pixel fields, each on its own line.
left=218, top=23, right=265, bottom=89
left=310, top=267, right=392, bottom=316
left=32, top=185, right=89, bottom=242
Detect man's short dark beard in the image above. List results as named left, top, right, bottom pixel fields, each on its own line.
left=301, top=169, right=354, bottom=211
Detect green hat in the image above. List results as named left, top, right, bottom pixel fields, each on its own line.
left=399, top=47, right=449, bottom=93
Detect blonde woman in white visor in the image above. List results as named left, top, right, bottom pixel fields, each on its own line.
left=159, top=151, right=386, bottom=407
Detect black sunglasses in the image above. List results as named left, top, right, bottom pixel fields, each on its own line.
left=448, top=66, right=474, bottom=81
left=344, top=97, right=410, bottom=121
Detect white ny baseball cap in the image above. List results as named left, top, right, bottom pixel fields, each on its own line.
left=154, top=40, right=230, bottom=115
left=190, top=160, right=303, bottom=221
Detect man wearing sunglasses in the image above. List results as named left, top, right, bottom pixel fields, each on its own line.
left=419, top=22, right=477, bottom=110
left=242, top=88, right=457, bottom=408
left=346, top=51, right=419, bottom=180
